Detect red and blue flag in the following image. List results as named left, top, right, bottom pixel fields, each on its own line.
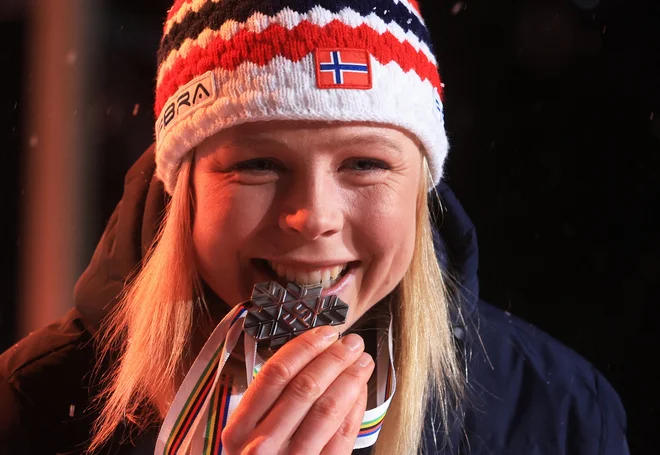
left=314, top=48, right=372, bottom=90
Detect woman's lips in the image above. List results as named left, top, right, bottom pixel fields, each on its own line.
left=319, top=264, right=355, bottom=296
left=267, top=260, right=348, bottom=287
left=252, top=259, right=357, bottom=295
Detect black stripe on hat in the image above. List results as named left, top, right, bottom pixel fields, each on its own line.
left=157, top=0, right=434, bottom=67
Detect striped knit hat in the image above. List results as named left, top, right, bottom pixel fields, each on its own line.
left=154, top=0, right=448, bottom=194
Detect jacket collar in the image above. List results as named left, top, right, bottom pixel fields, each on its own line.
left=431, top=181, right=480, bottom=324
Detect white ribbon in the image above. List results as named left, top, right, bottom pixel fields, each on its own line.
left=155, top=304, right=396, bottom=455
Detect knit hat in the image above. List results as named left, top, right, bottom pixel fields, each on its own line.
left=154, top=0, right=448, bottom=194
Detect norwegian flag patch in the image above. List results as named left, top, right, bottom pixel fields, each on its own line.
left=314, top=48, right=372, bottom=90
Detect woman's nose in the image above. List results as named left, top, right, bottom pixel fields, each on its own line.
left=278, top=182, right=343, bottom=240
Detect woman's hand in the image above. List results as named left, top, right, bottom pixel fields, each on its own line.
left=222, top=326, right=374, bottom=455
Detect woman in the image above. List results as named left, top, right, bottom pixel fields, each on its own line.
left=0, top=0, right=627, bottom=454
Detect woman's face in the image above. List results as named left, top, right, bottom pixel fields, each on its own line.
left=192, top=121, right=422, bottom=330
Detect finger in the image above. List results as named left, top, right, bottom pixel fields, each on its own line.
left=288, top=352, right=374, bottom=454
left=251, top=334, right=367, bottom=449
left=223, top=326, right=339, bottom=449
left=321, top=384, right=369, bottom=455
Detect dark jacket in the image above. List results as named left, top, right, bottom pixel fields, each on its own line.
left=0, top=146, right=628, bottom=454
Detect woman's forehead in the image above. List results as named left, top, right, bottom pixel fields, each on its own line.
left=201, top=120, right=421, bottom=154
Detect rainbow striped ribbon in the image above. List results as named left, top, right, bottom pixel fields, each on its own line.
left=202, top=374, right=234, bottom=455
left=156, top=305, right=247, bottom=455
left=155, top=305, right=396, bottom=454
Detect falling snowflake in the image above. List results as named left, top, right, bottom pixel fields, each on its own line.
left=452, top=2, right=465, bottom=15
left=66, top=50, right=77, bottom=65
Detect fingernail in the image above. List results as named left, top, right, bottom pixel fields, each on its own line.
left=357, top=352, right=373, bottom=367
left=341, top=334, right=363, bottom=351
left=318, top=326, right=339, bottom=340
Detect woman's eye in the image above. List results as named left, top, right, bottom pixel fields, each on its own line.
left=344, top=158, right=390, bottom=171
left=230, top=158, right=279, bottom=172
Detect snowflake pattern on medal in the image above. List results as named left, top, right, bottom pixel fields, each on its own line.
left=243, top=281, right=349, bottom=350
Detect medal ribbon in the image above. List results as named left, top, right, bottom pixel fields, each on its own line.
left=155, top=305, right=396, bottom=454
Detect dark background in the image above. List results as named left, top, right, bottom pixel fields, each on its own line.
left=1, top=0, right=657, bottom=452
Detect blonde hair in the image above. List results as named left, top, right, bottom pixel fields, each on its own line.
left=374, top=162, right=464, bottom=454
left=89, top=154, right=464, bottom=454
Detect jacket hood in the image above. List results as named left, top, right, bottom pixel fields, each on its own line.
left=73, top=145, right=168, bottom=332
left=431, top=182, right=480, bottom=323
left=73, top=146, right=480, bottom=330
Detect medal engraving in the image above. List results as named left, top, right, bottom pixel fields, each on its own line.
left=243, top=281, right=349, bottom=350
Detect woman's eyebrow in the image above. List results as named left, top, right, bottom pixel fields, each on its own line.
left=222, top=135, right=291, bottom=152
left=328, top=134, right=405, bottom=155
left=222, top=132, right=405, bottom=155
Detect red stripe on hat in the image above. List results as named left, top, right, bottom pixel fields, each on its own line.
left=167, top=0, right=195, bottom=22
left=407, top=0, right=422, bottom=14
left=155, top=20, right=442, bottom=116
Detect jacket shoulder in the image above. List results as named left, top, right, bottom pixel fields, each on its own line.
left=0, top=308, right=94, bottom=376
left=0, top=308, right=100, bottom=454
left=458, top=301, right=628, bottom=455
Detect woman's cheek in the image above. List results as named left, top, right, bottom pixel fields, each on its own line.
left=369, top=191, right=417, bottom=272
left=201, top=187, right=272, bottom=237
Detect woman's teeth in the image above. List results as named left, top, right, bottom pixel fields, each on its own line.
left=267, top=261, right=348, bottom=287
